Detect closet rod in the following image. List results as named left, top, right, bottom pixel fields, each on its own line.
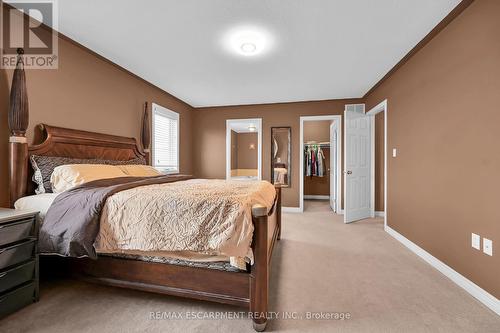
left=305, top=143, right=330, bottom=148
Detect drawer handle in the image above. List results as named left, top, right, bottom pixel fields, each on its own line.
left=0, top=272, right=6, bottom=278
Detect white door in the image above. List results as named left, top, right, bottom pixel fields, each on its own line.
left=329, top=123, right=337, bottom=212
left=344, top=104, right=371, bottom=223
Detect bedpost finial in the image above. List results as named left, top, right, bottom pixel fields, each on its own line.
left=8, top=48, right=29, bottom=137
left=15, top=48, right=25, bottom=68
left=141, top=102, right=151, bottom=151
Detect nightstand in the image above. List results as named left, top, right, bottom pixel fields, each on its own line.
left=0, top=209, right=39, bottom=318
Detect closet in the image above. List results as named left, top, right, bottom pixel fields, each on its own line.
left=304, top=142, right=331, bottom=199
left=303, top=120, right=333, bottom=207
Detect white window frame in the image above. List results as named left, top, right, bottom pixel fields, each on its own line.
left=151, top=103, right=180, bottom=174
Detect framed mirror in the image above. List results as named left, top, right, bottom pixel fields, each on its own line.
left=271, top=127, right=291, bottom=187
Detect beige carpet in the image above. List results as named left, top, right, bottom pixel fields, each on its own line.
left=1, top=200, right=498, bottom=332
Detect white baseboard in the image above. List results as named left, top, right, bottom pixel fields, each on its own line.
left=304, top=195, right=330, bottom=200
left=375, top=211, right=385, bottom=217
left=385, top=225, right=500, bottom=316
left=282, top=207, right=301, bottom=213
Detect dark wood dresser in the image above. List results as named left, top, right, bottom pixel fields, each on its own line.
left=0, top=209, right=39, bottom=318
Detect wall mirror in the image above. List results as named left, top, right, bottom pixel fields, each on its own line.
left=271, top=127, right=291, bottom=187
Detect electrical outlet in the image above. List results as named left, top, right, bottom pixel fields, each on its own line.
left=392, top=148, right=397, bottom=157
left=471, top=233, right=481, bottom=250
left=483, top=238, right=493, bottom=256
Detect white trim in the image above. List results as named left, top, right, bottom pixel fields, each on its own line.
left=370, top=115, right=376, bottom=218
left=299, top=115, right=342, bottom=214
left=385, top=225, right=500, bottom=316
left=304, top=195, right=330, bottom=200
left=375, top=211, right=385, bottom=217
left=151, top=103, right=180, bottom=173
left=366, top=99, right=388, bottom=229
left=226, top=118, right=262, bottom=181
left=282, top=207, right=301, bottom=213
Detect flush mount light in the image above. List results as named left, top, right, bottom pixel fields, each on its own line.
left=222, top=26, right=274, bottom=58
left=248, top=125, right=257, bottom=132
left=240, top=42, right=257, bottom=54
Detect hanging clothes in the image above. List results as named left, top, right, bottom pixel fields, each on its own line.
left=304, top=145, right=325, bottom=177
left=317, top=147, right=325, bottom=177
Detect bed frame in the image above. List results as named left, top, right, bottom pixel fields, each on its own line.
left=8, top=112, right=281, bottom=330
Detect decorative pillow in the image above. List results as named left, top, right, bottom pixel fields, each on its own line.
left=30, top=155, right=146, bottom=194
left=51, top=164, right=128, bottom=193
left=116, top=165, right=162, bottom=177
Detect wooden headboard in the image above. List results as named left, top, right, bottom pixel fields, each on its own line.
left=29, top=124, right=146, bottom=161
left=9, top=123, right=150, bottom=204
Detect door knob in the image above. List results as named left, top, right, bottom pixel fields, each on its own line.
left=346, top=170, right=352, bottom=175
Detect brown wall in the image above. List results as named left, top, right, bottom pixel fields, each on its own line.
left=193, top=99, right=362, bottom=207
left=304, top=121, right=331, bottom=196
left=236, top=132, right=258, bottom=169
left=0, top=70, right=9, bottom=206
left=303, top=120, right=331, bottom=143
left=0, top=10, right=194, bottom=206
left=365, top=0, right=500, bottom=297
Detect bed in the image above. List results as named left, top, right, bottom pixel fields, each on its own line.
left=8, top=120, right=281, bottom=332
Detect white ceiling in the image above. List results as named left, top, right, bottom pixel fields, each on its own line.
left=26, top=0, right=461, bottom=107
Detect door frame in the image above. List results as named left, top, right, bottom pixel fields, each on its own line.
left=365, top=99, right=388, bottom=228
left=299, top=115, right=342, bottom=213
left=226, top=118, right=262, bottom=180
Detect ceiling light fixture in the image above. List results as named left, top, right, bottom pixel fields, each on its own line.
left=248, top=125, right=257, bottom=132
left=240, top=42, right=257, bottom=54
left=222, top=26, right=274, bottom=58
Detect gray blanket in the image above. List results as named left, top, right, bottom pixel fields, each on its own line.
left=39, top=174, right=192, bottom=258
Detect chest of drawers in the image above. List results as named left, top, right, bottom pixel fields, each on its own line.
left=0, top=209, right=39, bottom=318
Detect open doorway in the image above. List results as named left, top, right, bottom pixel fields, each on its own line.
left=226, top=118, right=262, bottom=180
left=299, top=115, right=342, bottom=213
left=367, top=100, right=387, bottom=228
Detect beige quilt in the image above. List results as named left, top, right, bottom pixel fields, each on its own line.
left=95, top=179, right=276, bottom=268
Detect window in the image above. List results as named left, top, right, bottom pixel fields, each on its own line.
left=152, top=103, right=179, bottom=173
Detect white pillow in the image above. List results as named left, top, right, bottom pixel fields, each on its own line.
left=14, top=193, right=59, bottom=220
left=51, top=164, right=127, bottom=193
left=116, top=165, right=162, bottom=177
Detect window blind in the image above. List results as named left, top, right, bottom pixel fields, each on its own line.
left=152, top=104, right=179, bottom=172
